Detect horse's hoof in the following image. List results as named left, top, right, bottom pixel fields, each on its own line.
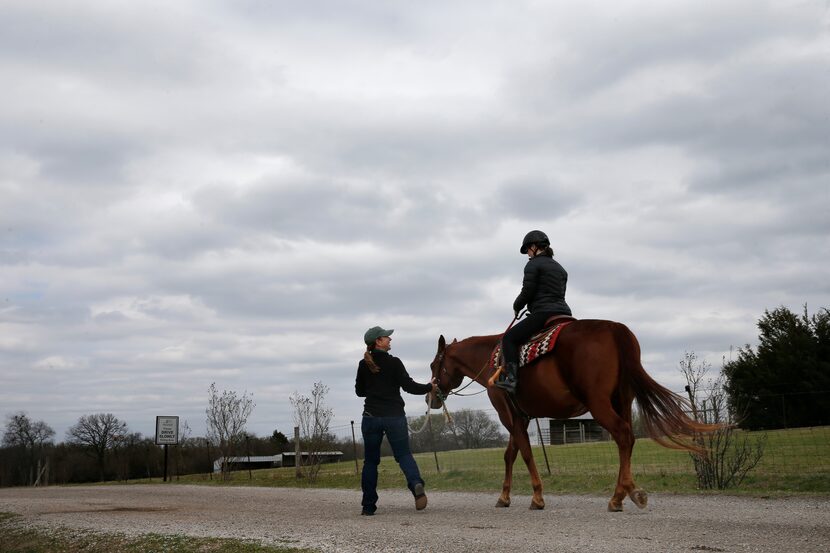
left=629, top=488, right=648, bottom=509
left=529, top=499, right=545, bottom=510
left=607, top=501, right=623, bottom=512
left=495, top=498, right=511, bottom=508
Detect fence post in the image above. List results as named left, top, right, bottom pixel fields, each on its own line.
left=684, top=385, right=700, bottom=421
left=294, top=426, right=302, bottom=479
left=351, top=420, right=359, bottom=475
left=206, top=439, right=213, bottom=480
left=246, top=434, right=252, bottom=481
left=684, top=384, right=706, bottom=488
left=163, top=444, right=169, bottom=482
left=534, top=418, right=551, bottom=475
left=428, top=415, right=440, bottom=474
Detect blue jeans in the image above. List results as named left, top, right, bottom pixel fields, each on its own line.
left=361, top=415, right=424, bottom=513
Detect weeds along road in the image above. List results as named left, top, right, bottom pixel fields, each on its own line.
left=1, top=484, right=828, bottom=553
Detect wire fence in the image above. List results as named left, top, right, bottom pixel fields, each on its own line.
left=330, top=394, right=830, bottom=480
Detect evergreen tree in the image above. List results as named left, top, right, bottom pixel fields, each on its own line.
left=723, top=305, right=830, bottom=430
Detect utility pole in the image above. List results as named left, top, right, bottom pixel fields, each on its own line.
left=294, top=426, right=302, bottom=479
left=350, top=421, right=359, bottom=475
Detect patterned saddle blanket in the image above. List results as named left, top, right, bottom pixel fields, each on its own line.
left=490, top=321, right=573, bottom=370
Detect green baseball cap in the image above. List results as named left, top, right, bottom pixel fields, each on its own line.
left=364, top=326, right=394, bottom=345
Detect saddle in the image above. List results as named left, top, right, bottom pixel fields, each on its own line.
left=542, top=314, right=577, bottom=328
left=486, top=316, right=576, bottom=387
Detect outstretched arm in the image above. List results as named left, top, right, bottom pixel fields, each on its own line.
left=397, top=360, right=435, bottom=395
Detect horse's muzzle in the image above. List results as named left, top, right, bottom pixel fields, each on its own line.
left=426, top=392, right=444, bottom=410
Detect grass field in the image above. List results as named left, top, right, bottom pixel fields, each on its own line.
left=167, top=426, right=830, bottom=496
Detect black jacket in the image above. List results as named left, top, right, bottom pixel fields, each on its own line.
left=513, top=254, right=572, bottom=316
left=355, top=350, right=432, bottom=417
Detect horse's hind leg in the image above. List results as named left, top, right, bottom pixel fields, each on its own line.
left=497, top=435, right=519, bottom=507
left=588, top=400, right=645, bottom=512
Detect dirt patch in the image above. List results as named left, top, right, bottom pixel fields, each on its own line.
left=1, top=485, right=828, bottom=553
left=48, top=506, right=175, bottom=514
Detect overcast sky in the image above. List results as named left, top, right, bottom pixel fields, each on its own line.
left=2, top=0, right=828, bottom=442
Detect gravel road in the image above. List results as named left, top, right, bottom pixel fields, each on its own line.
left=1, top=485, right=828, bottom=552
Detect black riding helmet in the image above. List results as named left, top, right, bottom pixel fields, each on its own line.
left=520, top=230, right=550, bottom=253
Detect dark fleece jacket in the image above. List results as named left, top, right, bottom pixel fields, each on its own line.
left=513, top=253, right=572, bottom=316
left=355, top=350, right=432, bottom=417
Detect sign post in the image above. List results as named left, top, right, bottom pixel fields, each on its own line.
left=155, top=416, right=179, bottom=482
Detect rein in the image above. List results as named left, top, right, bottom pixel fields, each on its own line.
left=441, top=351, right=490, bottom=397
left=437, top=310, right=525, bottom=399
left=407, top=403, right=436, bottom=434
left=421, top=311, right=527, bottom=431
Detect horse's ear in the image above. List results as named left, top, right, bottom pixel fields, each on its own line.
left=451, top=338, right=458, bottom=344
left=438, top=335, right=446, bottom=350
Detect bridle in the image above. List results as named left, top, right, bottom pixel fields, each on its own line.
left=433, top=310, right=526, bottom=401
left=432, top=348, right=451, bottom=403
left=433, top=342, right=490, bottom=399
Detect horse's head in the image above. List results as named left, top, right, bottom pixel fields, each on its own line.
left=428, top=334, right=462, bottom=409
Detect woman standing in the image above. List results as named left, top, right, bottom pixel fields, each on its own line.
left=355, top=326, right=437, bottom=516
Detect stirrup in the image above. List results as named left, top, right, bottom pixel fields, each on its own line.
left=494, top=374, right=517, bottom=394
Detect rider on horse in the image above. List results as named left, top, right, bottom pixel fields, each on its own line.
left=495, top=230, right=572, bottom=395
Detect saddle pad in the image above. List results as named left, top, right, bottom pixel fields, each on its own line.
left=490, top=321, right=572, bottom=370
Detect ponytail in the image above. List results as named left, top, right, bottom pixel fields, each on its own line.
left=364, top=347, right=381, bottom=374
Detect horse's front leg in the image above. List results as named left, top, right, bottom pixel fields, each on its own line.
left=514, top=421, right=545, bottom=510
left=497, top=435, right=519, bottom=507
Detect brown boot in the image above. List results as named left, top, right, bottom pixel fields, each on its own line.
left=414, top=482, right=427, bottom=510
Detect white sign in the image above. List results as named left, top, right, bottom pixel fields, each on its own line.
left=155, top=416, right=179, bottom=445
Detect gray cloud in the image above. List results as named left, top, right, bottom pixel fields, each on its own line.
left=1, top=0, right=828, bottom=439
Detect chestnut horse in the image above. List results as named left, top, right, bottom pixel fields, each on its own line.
left=429, top=319, right=715, bottom=511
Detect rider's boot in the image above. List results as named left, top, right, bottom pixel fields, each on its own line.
left=495, top=362, right=518, bottom=394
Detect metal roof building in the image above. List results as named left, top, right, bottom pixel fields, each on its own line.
left=213, top=452, right=343, bottom=473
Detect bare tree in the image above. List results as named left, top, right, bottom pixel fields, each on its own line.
left=451, top=409, right=505, bottom=449
left=205, top=382, right=255, bottom=480
left=290, top=381, right=333, bottom=482
left=408, top=413, right=456, bottom=452
left=2, top=412, right=55, bottom=485
left=680, top=351, right=766, bottom=489
left=66, top=413, right=128, bottom=482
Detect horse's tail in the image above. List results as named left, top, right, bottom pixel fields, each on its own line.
left=615, top=323, right=718, bottom=455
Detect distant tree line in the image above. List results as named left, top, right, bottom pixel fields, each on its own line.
left=0, top=411, right=300, bottom=488
left=2, top=383, right=293, bottom=488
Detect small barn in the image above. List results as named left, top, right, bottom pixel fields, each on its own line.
left=278, top=451, right=343, bottom=467
left=212, top=455, right=280, bottom=473
left=547, top=418, right=608, bottom=445
left=213, top=451, right=344, bottom=473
